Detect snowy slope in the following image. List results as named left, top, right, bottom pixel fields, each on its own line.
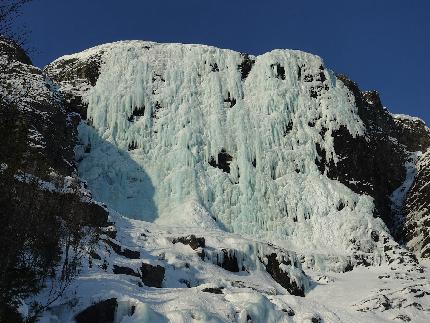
left=33, top=210, right=430, bottom=323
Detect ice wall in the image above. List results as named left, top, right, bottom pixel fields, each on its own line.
left=74, top=41, right=385, bottom=254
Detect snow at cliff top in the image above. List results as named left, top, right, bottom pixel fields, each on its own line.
left=392, top=113, right=426, bottom=124
left=61, top=41, right=387, bottom=257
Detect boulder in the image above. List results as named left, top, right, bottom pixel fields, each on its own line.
left=75, top=298, right=117, bottom=323
left=140, top=263, right=165, bottom=288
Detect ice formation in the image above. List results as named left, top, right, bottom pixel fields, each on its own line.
left=70, top=41, right=386, bottom=255
left=18, top=39, right=430, bottom=323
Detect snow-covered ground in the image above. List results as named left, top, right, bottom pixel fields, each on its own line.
left=34, top=208, right=430, bottom=323
left=392, top=114, right=426, bottom=124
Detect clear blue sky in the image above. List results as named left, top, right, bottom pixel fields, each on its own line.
left=20, top=0, right=429, bottom=123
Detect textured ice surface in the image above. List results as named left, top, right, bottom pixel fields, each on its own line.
left=72, top=41, right=387, bottom=255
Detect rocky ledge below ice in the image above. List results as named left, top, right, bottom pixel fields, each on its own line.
left=30, top=209, right=430, bottom=323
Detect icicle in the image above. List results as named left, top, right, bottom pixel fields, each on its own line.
left=76, top=41, right=383, bottom=254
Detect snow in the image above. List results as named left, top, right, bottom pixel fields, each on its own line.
left=0, top=162, right=7, bottom=172
left=390, top=151, right=421, bottom=238
left=307, top=264, right=430, bottom=323
left=29, top=210, right=430, bottom=323
left=72, top=41, right=385, bottom=258
left=0, top=39, right=62, bottom=116
left=31, top=210, right=309, bottom=322
left=154, top=199, right=220, bottom=229
left=118, top=302, right=164, bottom=323
left=404, top=148, right=430, bottom=255
left=392, top=113, right=426, bottom=124
left=17, top=300, right=29, bottom=318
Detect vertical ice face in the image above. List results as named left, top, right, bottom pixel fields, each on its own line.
left=73, top=41, right=384, bottom=253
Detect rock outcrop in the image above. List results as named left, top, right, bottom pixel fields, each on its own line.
left=0, top=37, right=108, bottom=321
left=44, top=49, right=102, bottom=119
left=322, top=76, right=430, bottom=259
left=394, top=115, right=430, bottom=152
left=404, top=150, right=430, bottom=257
left=325, top=75, right=406, bottom=228
left=75, top=298, right=118, bottom=323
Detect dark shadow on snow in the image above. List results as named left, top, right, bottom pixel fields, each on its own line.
left=76, top=122, right=158, bottom=222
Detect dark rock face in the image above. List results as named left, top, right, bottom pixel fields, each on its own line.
left=327, top=76, right=406, bottom=229
left=224, top=92, right=237, bottom=108
left=404, top=150, right=430, bottom=258
left=311, top=315, right=323, bottom=323
left=0, top=37, right=108, bottom=318
left=128, top=141, right=138, bottom=151
left=300, top=63, right=329, bottom=99
left=140, top=263, right=165, bottom=288
left=104, top=239, right=140, bottom=259
left=113, top=265, right=140, bottom=278
left=0, top=37, right=76, bottom=179
left=263, top=253, right=305, bottom=297
left=128, top=105, right=145, bottom=122
left=394, top=117, right=430, bottom=152
left=201, top=246, right=309, bottom=294
left=324, top=76, right=430, bottom=256
left=44, top=50, right=103, bottom=119
left=332, top=78, right=430, bottom=261
left=202, top=287, right=223, bottom=294
left=75, top=298, right=117, bottom=323
left=238, top=53, right=255, bottom=79
left=198, top=248, right=240, bottom=272
left=218, top=249, right=240, bottom=272
left=209, top=149, right=233, bottom=173
left=210, top=62, right=219, bottom=72
left=111, top=260, right=165, bottom=288
left=271, top=63, right=286, bottom=80
left=0, top=36, right=32, bottom=65
left=282, top=307, right=295, bottom=316
left=172, top=235, right=205, bottom=250
left=50, top=55, right=101, bottom=86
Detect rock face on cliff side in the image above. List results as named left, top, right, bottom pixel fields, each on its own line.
left=0, top=37, right=108, bottom=321
left=2, top=38, right=430, bottom=322
left=404, top=150, right=430, bottom=257
left=322, top=76, right=430, bottom=239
